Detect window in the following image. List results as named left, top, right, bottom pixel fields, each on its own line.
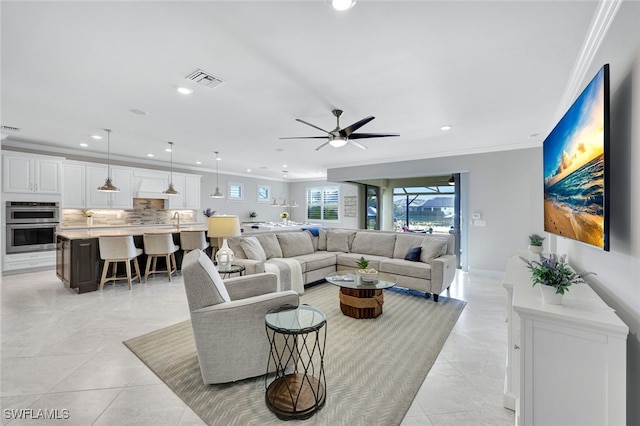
left=228, top=182, right=244, bottom=201
left=257, top=185, right=271, bottom=203
left=306, top=186, right=339, bottom=221
left=393, top=185, right=454, bottom=233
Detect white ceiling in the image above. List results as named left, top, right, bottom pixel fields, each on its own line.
left=1, top=1, right=637, bottom=180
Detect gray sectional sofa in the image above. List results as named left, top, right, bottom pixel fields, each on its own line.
left=226, top=228, right=456, bottom=301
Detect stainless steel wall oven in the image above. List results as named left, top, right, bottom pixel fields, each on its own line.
left=6, top=202, right=60, bottom=253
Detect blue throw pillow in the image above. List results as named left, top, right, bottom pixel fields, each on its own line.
left=405, top=246, right=422, bottom=262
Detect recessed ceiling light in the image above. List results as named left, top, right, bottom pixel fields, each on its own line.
left=196, top=161, right=202, bottom=165
left=177, top=87, right=193, bottom=95
left=130, top=108, right=149, bottom=116
left=282, top=164, right=287, bottom=168
left=79, top=143, right=88, bottom=147
left=147, top=153, right=154, bottom=157
left=329, top=0, right=356, bottom=11
left=247, top=168, right=252, bottom=172
left=440, top=125, right=452, bottom=131
left=165, top=148, right=172, bottom=152
left=276, top=148, right=284, bottom=152
left=91, top=135, right=102, bottom=140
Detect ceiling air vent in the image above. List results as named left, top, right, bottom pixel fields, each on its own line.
left=185, top=69, right=224, bottom=89
left=1, top=125, right=20, bottom=132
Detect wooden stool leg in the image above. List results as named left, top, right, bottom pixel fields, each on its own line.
left=111, top=262, right=118, bottom=283
left=144, top=256, right=152, bottom=283
left=125, top=259, right=133, bottom=290
left=99, top=260, right=110, bottom=290
left=166, top=254, right=172, bottom=282
left=133, top=257, right=142, bottom=283
left=171, top=253, right=177, bottom=275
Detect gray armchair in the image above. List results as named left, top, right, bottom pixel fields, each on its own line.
left=181, top=249, right=299, bottom=384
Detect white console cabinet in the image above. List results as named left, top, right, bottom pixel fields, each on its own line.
left=503, top=253, right=628, bottom=426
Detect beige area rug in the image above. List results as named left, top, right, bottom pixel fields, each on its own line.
left=124, top=284, right=466, bottom=425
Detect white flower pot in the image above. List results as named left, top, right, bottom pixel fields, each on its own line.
left=529, top=245, right=543, bottom=254
left=540, top=285, right=563, bottom=305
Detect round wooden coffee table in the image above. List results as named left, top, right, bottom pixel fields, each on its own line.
left=326, top=271, right=397, bottom=319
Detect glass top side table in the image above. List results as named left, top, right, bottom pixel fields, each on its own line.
left=265, top=304, right=327, bottom=420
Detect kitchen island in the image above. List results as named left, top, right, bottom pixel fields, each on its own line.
left=56, top=225, right=207, bottom=293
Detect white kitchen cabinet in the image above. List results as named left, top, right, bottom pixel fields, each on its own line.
left=3, top=153, right=62, bottom=194
left=167, top=173, right=201, bottom=209
left=504, top=253, right=628, bottom=426
left=85, top=165, right=132, bottom=209
left=62, top=163, right=86, bottom=208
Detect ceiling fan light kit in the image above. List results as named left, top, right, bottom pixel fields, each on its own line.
left=280, top=108, right=399, bottom=151
left=329, top=0, right=356, bottom=11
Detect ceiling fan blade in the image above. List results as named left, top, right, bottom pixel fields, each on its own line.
left=347, top=140, right=368, bottom=150
left=348, top=133, right=400, bottom=139
left=341, top=116, right=375, bottom=136
left=315, top=141, right=331, bottom=151
left=279, top=136, right=330, bottom=140
left=296, top=119, right=331, bottom=134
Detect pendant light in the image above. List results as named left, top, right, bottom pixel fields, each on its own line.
left=97, top=129, right=120, bottom=192
left=210, top=151, right=224, bottom=198
left=163, top=141, right=179, bottom=195
left=448, top=174, right=456, bottom=186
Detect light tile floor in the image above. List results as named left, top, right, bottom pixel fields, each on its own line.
left=1, top=269, right=515, bottom=425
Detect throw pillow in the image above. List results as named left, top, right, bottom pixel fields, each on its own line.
left=404, top=246, right=422, bottom=262
left=420, top=238, right=448, bottom=263
left=326, top=230, right=351, bottom=252
left=277, top=232, right=315, bottom=257
left=240, top=237, right=267, bottom=261
left=255, top=234, right=283, bottom=259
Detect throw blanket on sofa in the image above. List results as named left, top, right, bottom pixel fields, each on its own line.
left=265, top=258, right=304, bottom=295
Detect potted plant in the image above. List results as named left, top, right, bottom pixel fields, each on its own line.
left=202, top=208, right=216, bottom=218
left=521, top=253, right=594, bottom=304
left=528, top=233, right=545, bottom=254
left=356, top=256, right=378, bottom=282
left=249, top=211, right=257, bottom=222
left=280, top=211, right=289, bottom=225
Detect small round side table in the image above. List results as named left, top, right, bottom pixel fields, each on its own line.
left=264, top=304, right=327, bottom=420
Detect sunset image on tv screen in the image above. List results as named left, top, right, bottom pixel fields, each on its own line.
left=543, top=65, right=607, bottom=249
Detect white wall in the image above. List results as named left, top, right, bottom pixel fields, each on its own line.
left=199, top=172, right=283, bottom=224
left=327, top=147, right=543, bottom=273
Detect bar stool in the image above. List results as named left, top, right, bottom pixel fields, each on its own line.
left=179, top=230, right=210, bottom=255
left=98, top=235, right=143, bottom=290
left=143, top=233, right=180, bottom=282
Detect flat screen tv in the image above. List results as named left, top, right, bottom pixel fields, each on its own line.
left=543, top=64, right=609, bottom=251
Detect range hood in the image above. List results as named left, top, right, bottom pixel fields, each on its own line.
left=135, top=178, right=169, bottom=199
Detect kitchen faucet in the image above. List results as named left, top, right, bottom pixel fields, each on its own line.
left=172, top=212, right=180, bottom=230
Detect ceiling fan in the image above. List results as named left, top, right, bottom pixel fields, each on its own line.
left=280, top=109, right=399, bottom=150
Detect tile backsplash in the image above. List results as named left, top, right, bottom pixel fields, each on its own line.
left=62, top=198, right=197, bottom=228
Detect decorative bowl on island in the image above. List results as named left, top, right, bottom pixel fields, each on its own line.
left=357, top=268, right=378, bottom=282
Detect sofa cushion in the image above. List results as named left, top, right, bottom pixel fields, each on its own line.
left=318, top=229, right=327, bottom=250
left=277, top=232, right=315, bottom=258
left=393, top=234, right=426, bottom=259
left=240, top=237, right=267, bottom=261
left=350, top=232, right=396, bottom=258
left=326, top=229, right=354, bottom=252
left=420, top=238, right=448, bottom=263
left=336, top=253, right=387, bottom=271
left=379, top=258, right=431, bottom=280
left=255, top=234, right=283, bottom=259
left=292, top=252, right=337, bottom=273
left=404, top=246, right=422, bottom=262
left=182, top=250, right=231, bottom=311
left=305, top=230, right=319, bottom=251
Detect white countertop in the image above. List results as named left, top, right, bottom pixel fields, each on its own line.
left=57, top=225, right=207, bottom=240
